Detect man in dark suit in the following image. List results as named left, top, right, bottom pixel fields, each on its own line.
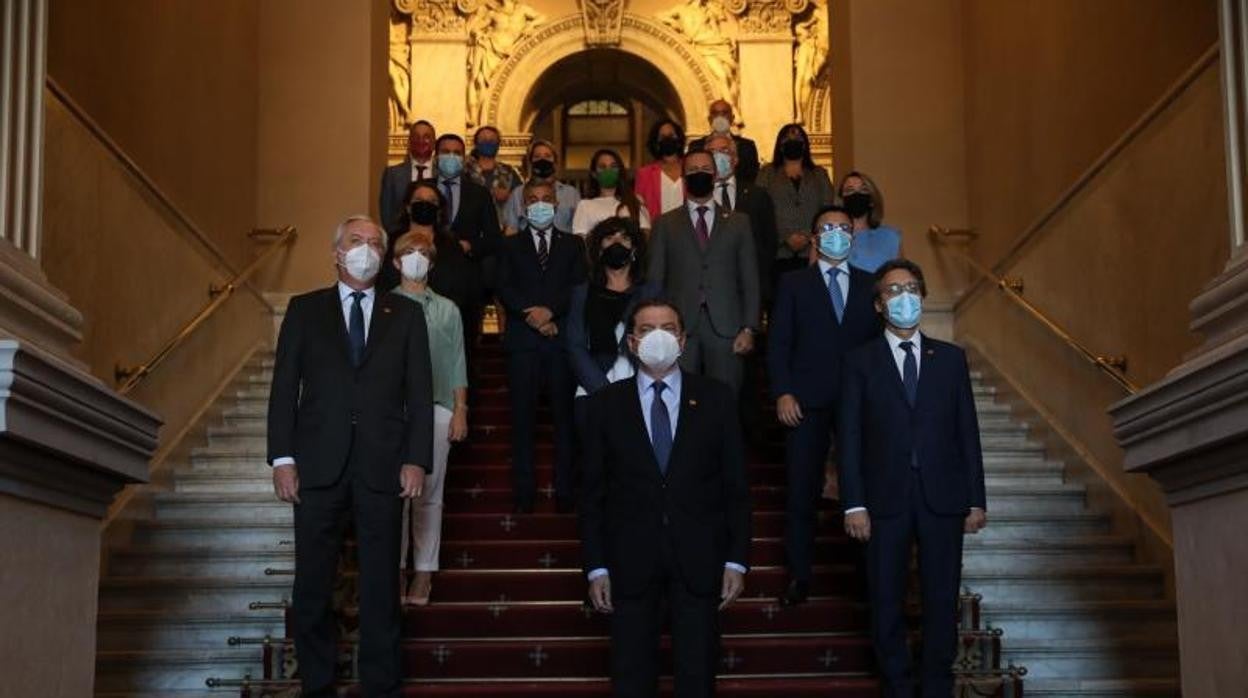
left=497, top=180, right=586, bottom=513
left=688, top=99, right=760, bottom=185
left=768, top=205, right=882, bottom=606
left=702, top=133, right=776, bottom=302
left=267, top=215, right=434, bottom=698
left=379, top=120, right=437, bottom=235
left=837, top=259, right=987, bottom=698
left=647, top=149, right=760, bottom=392
left=581, top=299, right=752, bottom=698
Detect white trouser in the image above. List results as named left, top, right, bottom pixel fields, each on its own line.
left=400, top=405, right=452, bottom=572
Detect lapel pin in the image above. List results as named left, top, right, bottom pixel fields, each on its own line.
left=688, top=399, right=698, bottom=407
left=383, top=307, right=392, bottom=314
left=925, top=349, right=934, bottom=356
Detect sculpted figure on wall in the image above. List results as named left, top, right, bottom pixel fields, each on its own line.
left=658, top=0, right=740, bottom=110
left=792, top=0, right=827, bottom=123
left=388, top=12, right=413, bottom=133
left=467, top=0, right=546, bottom=127
left=582, top=0, right=626, bottom=47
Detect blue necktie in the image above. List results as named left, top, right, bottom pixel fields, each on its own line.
left=900, top=341, right=918, bottom=406
left=349, top=291, right=366, bottom=367
left=650, top=381, right=673, bottom=475
left=827, top=267, right=845, bottom=323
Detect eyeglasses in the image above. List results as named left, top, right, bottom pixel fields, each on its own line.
left=880, top=282, right=922, bottom=297
left=820, top=223, right=851, bottom=235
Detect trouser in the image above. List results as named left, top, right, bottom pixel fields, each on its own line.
left=867, top=468, right=965, bottom=698
left=679, top=307, right=742, bottom=392
left=783, top=407, right=834, bottom=582
left=506, top=345, right=576, bottom=504
left=610, top=536, right=720, bottom=698
left=292, top=464, right=403, bottom=698
left=400, top=405, right=452, bottom=571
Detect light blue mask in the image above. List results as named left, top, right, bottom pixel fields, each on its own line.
left=526, top=201, right=556, bottom=230
left=712, top=151, right=733, bottom=179
left=437, top=153, right=464, bottom=179
left=817, top=223, right=853, bottom=260
left=886, top=292, right=923, bottom=329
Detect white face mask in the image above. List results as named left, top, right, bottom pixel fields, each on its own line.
left=400, top=250, right=431, bottom=281
left=711, top=115, right=731, bottom=134
left=636, top=329, right=681, bottom=372
left=341, top=243, right=381, bottom=283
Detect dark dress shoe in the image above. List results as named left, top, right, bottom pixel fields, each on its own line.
left=779, top=578, right=809, bottom=607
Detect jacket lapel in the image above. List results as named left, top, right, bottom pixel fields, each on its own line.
left=626, top=380, right=663, bottom=477
left=806, top=265, right=839, bottom=325
left=875, top=336, right=911, bottom=409
left=914, top=337, right=940, bottom=411
left=325, top=286, right=354, bottom=366
left=359, top=291, right=398, bottom=367
left=664, top=372, right=698, bottom=479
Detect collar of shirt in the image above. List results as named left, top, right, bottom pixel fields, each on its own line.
left=440, top=177, right=460, bottom=187
left=686, top=198, right=717, bottom=221
left=337, top=281, right=376, bottom=305
left=719, top=175, right=737, bottom=189
left=884, top=328, right=922, bottom=376
left=816, top=258, right=850, bottom=276
left=411, top=159, right=432, bottom=171
left=637, top=366, right=682, bottom=398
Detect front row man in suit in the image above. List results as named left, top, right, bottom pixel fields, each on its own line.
left=837, top=259, right=987, bottom=698
left=768, top=205, right=882, bottom=607
left=580, top=299, right=753, bottom=698
left=267, top=215, right=434, bottom=697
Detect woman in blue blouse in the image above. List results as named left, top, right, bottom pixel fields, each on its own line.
left=838, top=170, right=902, bottom=272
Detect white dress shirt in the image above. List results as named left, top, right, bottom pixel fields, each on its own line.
left=717, top=175, right=738, bottom=210
left=659, top=171, right=685, bottom=214
left=410, top=159, right=433, bottom=181
left=686, top=198, right=718, bottom=238
left=272, top=282, right=376, bottom=468
left=529, top=225, right=553, bottom=254
left=817, top=257, right=851, bottom=305
left=588, top=368, right=746, bottom=580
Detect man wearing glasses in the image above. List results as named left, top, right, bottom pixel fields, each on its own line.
left=837, top=259, right=988, bottom=698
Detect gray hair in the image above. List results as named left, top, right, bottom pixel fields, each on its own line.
left=704, top=131, right=737, bottom=155
left=332, top=214, right=388, bottom=249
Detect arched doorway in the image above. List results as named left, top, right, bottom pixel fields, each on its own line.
left=521, top=49, right=684, bottom=187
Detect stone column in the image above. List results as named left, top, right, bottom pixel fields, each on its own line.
left=734, top=1, right=798, bottom=153
left=410, top=36, right=469, bottom=132
left=1109, top=1, right=1248, bottom=695
left=0, top=2, right=161, bottom=695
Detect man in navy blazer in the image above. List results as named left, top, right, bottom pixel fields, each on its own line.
left=837, top=259, right=987, bottom=698
left=767, top=205, right=881, bottom=606
left=497, top=180, right=587, bottom=513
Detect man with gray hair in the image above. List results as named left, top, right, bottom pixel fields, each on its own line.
left=267, top=214, right=434, bottom=697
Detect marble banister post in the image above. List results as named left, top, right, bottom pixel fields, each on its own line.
left=1109, top=2, right=1248, bottom=695
left=0, top=1, right=160, bottom=696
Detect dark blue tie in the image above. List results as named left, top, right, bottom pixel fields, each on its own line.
left=900, top=341, right=918, bottom=406
left=650, top=380, right=673, bottom=475
left=349, top=291, right=366, bottom=366
left=826, top=267, right=845, bottom=323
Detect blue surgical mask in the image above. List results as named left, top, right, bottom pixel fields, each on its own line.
left=886, top=292, right=923, bottom=329
left=437, top=153, right=464, bottom=178
left=712, top=151, right=733, bottom=179
left=817, top=223, right=852, bottom=260
left=475, top=140, right=500, bottom=158
left=526, top=201, right=556, bottom=230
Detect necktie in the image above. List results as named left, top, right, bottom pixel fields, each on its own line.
left=349, top=291, right=366, bottom=367
left=827, top=267, right=845, bottom=323
left=900, top=341, right=918, bottom=406
left=650, top=380, right=673, bottom=474
left=694, top=206, right=710, bottom=249
left=720, top=182, right=733, bottom=211
left=415, top=164, right=427, bottom=181
left=442, top=180, right=455, bottom=222
left=536, top=229, right=549, bottom=271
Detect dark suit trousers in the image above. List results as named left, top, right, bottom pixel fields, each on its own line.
left=680, top=307, right=743, bottom=392
left=783, top=407, right=833, bottom=582
left=610, top=535, right=720, bottom=698
left=506, top=345, right=576, bottom=503
left=292, top=462, right=402, bottom=698
left=866, top=468, right=964, bottom=698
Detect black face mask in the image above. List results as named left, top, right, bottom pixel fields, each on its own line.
left=684, top=171, right=715, bottom=199
left=531, top=159, right=556, bottom=179
left=409, top=200, right=440, bottom=226
left=601, top=243, right=633, bottom=270
left=657, top=136, right=684, bottom=158
left=781, top=138, right=807, bottom=161
left=842, top=192, right=873, bottom=219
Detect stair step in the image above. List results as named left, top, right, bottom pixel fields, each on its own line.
left=1001, top=636, right=1179, bottom=680
left=95, top=609, right=286, bottom=651
left=1021, top=677, right=1181, bottom=697
left=961, top=565, right=1165, bottom=603
left=961, top=535, right=1135, bottom=570
left=979, top=600, right=1178, bottom=641
left=94, top=648, right=263, bottom=692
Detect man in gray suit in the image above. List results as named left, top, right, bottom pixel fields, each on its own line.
left=647, top=149, right=761, bottom=391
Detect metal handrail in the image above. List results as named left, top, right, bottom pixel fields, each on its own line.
left=930, top=226, right=1139, bottom=394
left=115, top=226, right=297, bottom=395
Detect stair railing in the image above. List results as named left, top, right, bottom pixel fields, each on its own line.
left=930, top=225, right=1138, bottom=394
left=114, top=225, right=297, bottom=395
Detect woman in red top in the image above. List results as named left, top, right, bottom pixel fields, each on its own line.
left=633, top=118, right=687, bottom=223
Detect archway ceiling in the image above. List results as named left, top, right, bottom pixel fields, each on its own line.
left=520, top=49, right=684, bottom=132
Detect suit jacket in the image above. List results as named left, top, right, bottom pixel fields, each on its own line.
left=446, top=178, right=503, bottom=260
left=836, top=335, right=987, bottom=517
left=767, top=264, right=881, bottom=409
left=497, top=227, right=587, bottom=352
left=564, top=280, right=661, bottom=393
left=579, top=372, right=752, bottom=596
left=732, top=181, right=778, bottom=299
left=689, top=133, right=761, bottom=184
left=266, top=286, right=435, bottom=492
left=379, top=159, right=431, bottom=235
left=647, top=204, right=761, bottom=338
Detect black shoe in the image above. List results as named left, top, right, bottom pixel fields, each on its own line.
left=555, top=497, right=575, bottom=514
left=513, top=500, right=534, bottom=515
left=779, top=578, right=809, bottom=607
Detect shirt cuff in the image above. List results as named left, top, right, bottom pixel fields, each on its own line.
left=844, top=506, right=867, bottom=514
left=725, top=562, right=747, bottom=574
left=272, top=457, right=295, bottom=468
left=587, top=568, right=609, bottom=582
